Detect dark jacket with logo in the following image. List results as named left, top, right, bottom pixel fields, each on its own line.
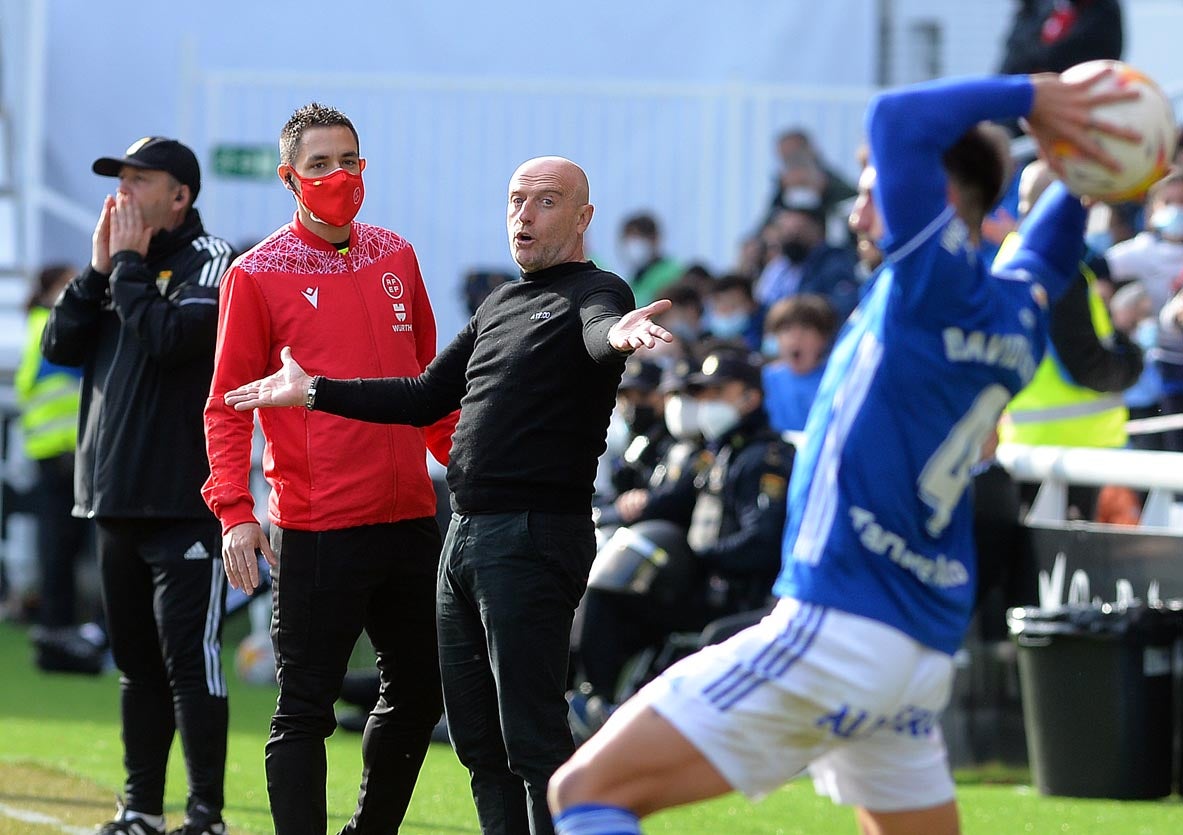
left=42, top=208, right=232, bottom=519
left=641, top=408, right=794, bottom=613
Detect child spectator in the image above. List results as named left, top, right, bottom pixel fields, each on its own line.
left=761, top=293, right=837, bottom=433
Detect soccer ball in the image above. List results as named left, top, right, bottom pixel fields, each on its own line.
left=234, top=630, right=277, bottom=686
left=1048, top=59, right=1177, bottom=203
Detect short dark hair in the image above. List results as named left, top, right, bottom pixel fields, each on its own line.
left=942, top=121, right=1012, bottom=223
left=280, top=102, right=360, bottom=166
left=764, top=293, right=837, bottom=338
left=710, top=273, right=755, bottom=300
left=621, top=212, right=659, bottom=240
left=662, top=279, right=704, bottom=314
left=26, top=263, right=75, bottom=313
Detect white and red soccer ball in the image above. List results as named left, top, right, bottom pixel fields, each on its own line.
left=1047, top=59, right=1177, bottom=203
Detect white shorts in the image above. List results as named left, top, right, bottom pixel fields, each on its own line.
left=637, top=597, right=956, bottom=812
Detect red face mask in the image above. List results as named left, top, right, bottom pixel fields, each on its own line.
left=289, top=161, right=366, bottom=227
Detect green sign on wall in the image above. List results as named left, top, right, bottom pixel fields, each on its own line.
left=211, top=144, right=278, bottom=180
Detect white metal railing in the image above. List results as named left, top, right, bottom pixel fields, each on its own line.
left=995, top=441, right=1183, bottom=530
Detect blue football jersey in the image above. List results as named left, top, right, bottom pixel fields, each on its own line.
left=774, top=75, right=1087, bottom=654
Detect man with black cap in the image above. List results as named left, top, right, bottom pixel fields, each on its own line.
left=574, top=348, right=793, bottom=717
left=42, top=137, right=232, bottom=835
left=609, top=356, right=672, bottom=496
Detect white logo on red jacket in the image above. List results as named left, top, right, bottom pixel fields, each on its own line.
left=302, top=286, right=319, bottom=309
left=382, top=272, right=404, bottom=299
left=391, top=302, right=413, bottom=332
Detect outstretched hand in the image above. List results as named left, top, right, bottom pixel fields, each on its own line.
left=1025, top=66, right=1144, bottom=177
left=224, top=346, right=312, bottom=411
left=608, top=299, right=675, bottom=352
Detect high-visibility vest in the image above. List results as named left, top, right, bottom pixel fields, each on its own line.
left=14, top=306, right=82, bottom=460
left=998, top=253, right=1128, bottom=448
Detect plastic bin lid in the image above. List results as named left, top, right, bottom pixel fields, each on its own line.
left=1007, top=601, right=1183, bottom=641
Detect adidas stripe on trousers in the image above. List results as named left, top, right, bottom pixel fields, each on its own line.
left=96, top=517, right=227, bottom=818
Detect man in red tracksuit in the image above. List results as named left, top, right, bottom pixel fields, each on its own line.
left=202, top=102, right=454, bottom=835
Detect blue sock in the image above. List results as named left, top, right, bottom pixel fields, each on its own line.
left=553, top=803, right=641, bottom=835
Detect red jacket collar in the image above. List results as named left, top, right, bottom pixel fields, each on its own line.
left=287, top=211, right=354, bottom=252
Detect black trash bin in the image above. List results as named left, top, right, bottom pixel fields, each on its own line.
left=1007, top=602, right=1181, bottom=800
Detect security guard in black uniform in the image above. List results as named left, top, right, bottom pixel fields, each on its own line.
left=574, top=349, right=794, bottom=709
left=611, top=356, right=675, bottom=495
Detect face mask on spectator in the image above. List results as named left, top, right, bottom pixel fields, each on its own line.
left=697, top=400, right=741, bottom=442
left=781, top=239, right=811, bottom=264
left=707, top=310, right=748, bottom=339
left=664, top=395, right=700, bottom=440
left=1085, top=230, right=1114, bottom=253
left=1150, top=205, right=1183, bottom=241
left=620, top=237, right=655, bottom=271
left=605, top=407, right=631, bottom=456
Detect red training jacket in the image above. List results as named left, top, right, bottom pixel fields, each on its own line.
left=203, top=214, right=455, bottom=535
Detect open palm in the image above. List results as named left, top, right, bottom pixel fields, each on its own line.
left=224, top=346, right=312, bottom=411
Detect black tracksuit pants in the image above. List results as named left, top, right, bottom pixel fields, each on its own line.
left=265, top=517, right=443, bottom=835
left=97, top=517, right=227, bottom=818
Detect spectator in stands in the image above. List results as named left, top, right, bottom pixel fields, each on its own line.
left=1110, top=282, right=1162, bottom=448
left=766, top=128, right=857, bottom=228
left=998, top=0, right=1123, bottom=76
left=618, top=212, right=682, bottom=306
left=16, top=264, right=102, bottom=674
left=998, top=159, right=1143, bottom=518
left=462, top=268, right=515, bottom=316
left=611, top=357, right=674, bottom=497
left=704, top=274, right=762, bottom=352
left=754, top=204, right=859, bottom=320
left=574, top=350, right=792, bottom=722
left=648, top=279, right=700, bottom=361
left=761, top=294, right=837, bottom=434
left=1102, top=169, right=1183, bottom=313
left=1103, top=170, right=1183, bottom=448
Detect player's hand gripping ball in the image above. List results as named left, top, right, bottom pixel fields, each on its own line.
left=1049, top=59, right=1177, bottom=203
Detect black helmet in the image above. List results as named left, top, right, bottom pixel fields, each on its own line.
left=587, top=519, right=698, bottom=604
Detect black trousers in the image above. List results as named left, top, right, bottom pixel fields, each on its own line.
left=266, top=518, right=442, bottom=835
left=35, top=454, right=93, bottom=628
left=438, top=511, right=595, bottom=835
left=97, top=517, right=227, bottom=818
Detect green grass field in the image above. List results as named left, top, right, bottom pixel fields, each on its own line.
left=1, top=616, right=1182, bottom=834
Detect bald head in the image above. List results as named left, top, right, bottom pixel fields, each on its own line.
left=511, top=156, right=590, bottom=203
left=1018, top=159, right=1056, bottom=218
left=507, top=156, right=595, bottom=272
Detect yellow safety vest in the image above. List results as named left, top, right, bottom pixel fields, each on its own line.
left=14, top=307, right=81, bottom=460
left=997, top=235, right=1128, bottom=448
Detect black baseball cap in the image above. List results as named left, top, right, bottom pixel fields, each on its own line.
left=687, top=351, right=763, bottom=390
left=618, top=357, right=663, bottom=393
left=93, top=137, right=201, bottom=200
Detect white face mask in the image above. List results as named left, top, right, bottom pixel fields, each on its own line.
left=697, top=400, right=741, bottom=442
left=620, top=237, right=655, bottom=271
left=604, top=407, right=631, bottom=456
left=664, top=395, right=700, bottom=440
left=1150, top=205, right=1183, bottom=241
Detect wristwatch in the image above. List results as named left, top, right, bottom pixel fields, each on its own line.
left=305, top=375, right=321, bottom=410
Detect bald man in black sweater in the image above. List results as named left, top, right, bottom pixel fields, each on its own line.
left=225, top=156, right=672, bottom=835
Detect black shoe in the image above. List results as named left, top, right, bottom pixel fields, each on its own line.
left=167, top=801, right=225, bottom=835
left=32, top=626, right=105, bottom=675
left=96, top=799, right=165, bottom=835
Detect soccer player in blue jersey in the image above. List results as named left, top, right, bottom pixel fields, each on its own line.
left=548, top=70, right=1138, bottom=835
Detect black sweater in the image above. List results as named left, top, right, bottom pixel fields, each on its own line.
left=317, top=260, right=634, bottom=513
